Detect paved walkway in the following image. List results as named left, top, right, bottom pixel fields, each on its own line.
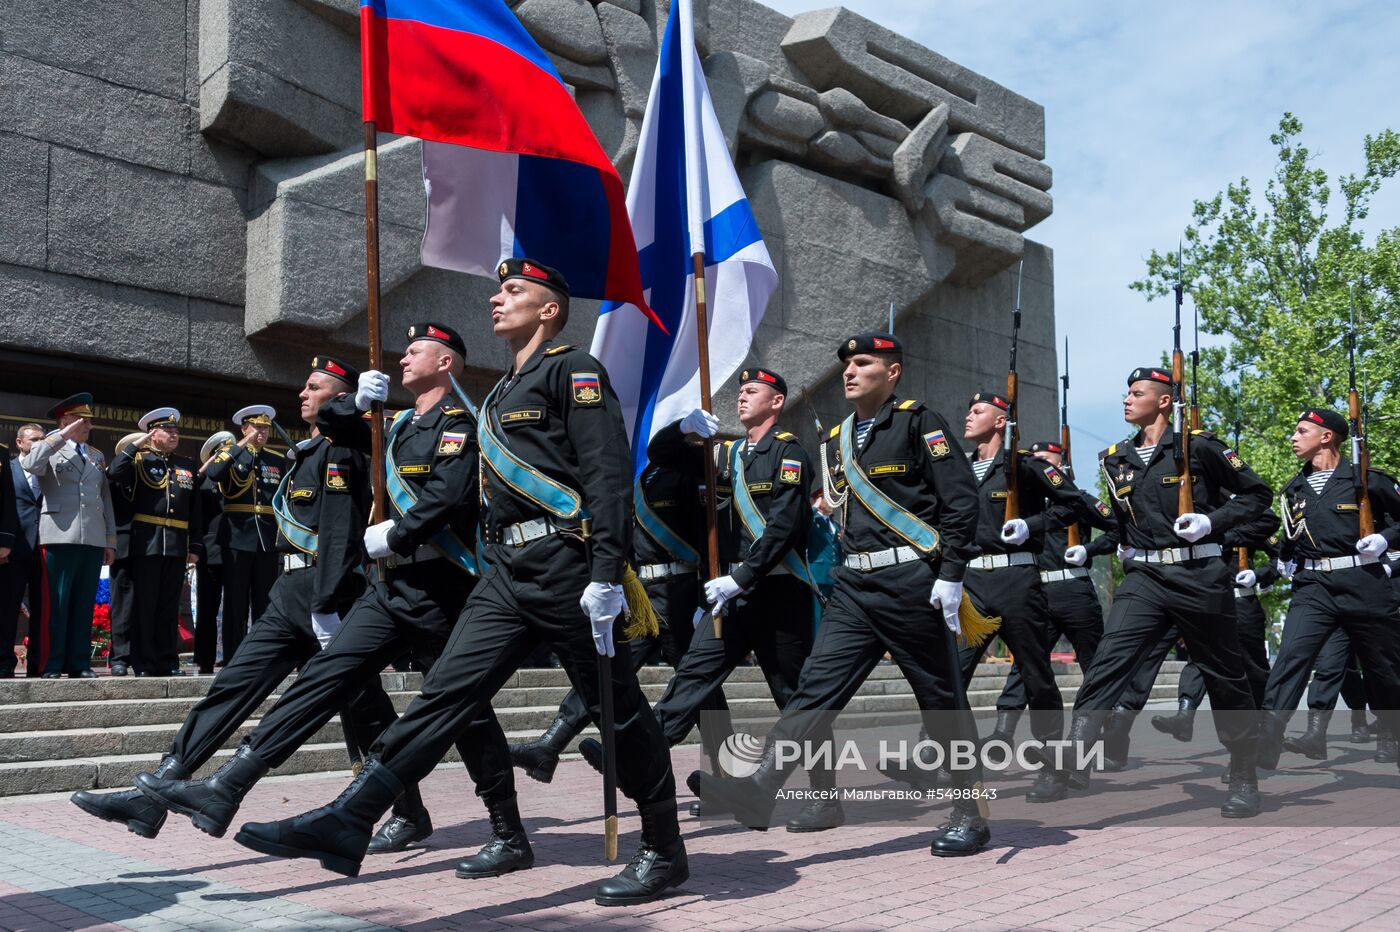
left=2, top=751, right=1398, bottom=931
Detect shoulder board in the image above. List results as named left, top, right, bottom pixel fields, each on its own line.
left=1190, top=428, right=1217, bottom=439
left=895, top=399, right=925, bottom=412
left=827, top=425, right=841, bottom=441
left=775, top=431, right=797, bottom=442
left=1017, top=449, right=1032, bottom=456
left=441, top=407, right=467, bottom=416
left=544, top=344, right=574, bottom=356
left=1099, top=444, right=1118, bottom=460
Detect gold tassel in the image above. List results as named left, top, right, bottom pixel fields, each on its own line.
left=956, top=592, right=1001, bottom=648
left=621, top=564, right=661, bottom=641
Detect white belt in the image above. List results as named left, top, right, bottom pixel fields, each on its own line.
left=1234, top=586, right=1257, bottom=598
left=1130, top=543, right=1223, bottom=565
left=383, top=543, right=442, bottom=567
left=1040, top=567, right=1089, bottom=584
left=637, top=561, right=695, bottom=581
left=729, top=561, right=791, bottom=577
left=843, top=546, right=921, bottom=572
left=501, top=517, right=569, bottom=548
left=969, top=552, right=1037, bottom=570
left=1302, top=554, right=1379, bottom=572
left=283, top=552, right=315, bottom=571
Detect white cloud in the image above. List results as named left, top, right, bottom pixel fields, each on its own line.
left=764, top=0, right=1400, bottom=449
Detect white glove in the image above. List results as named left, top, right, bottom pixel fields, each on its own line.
left=1276, top=558, right=1296, bottom=580
left=354, top=370, right=391, bottom=411
left=1173, top=512, right=1213, bottom=543
left=929, top=579, right=963, bottom=636
left=1000, top=518, right=1029, bottom=546
left=679, top=408, right=720, bottom=439
left=364, top=519, right=395, bottom=559
left=1234, top=569, right=1257, bottom=589
left=1116, top=543, right=1137, bottom=562
left=1064, top=545, right=1088, bottom=567
left=580, top=581, right=625, bottom=657
left=310, top=612, right=342, bottom=648
left=1357, top=534, right=1389, bottom=557
left=1386, top=564, right=1393, bottom=578
left=704, top=575, right=744, bottom=613
left=692, top=607, right=707, bottom=630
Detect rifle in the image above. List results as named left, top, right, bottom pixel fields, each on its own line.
left=1004, top=261, right=1024, bottom=524
left=1232, top=386, right=1249, bottom=573
left=1171, top=242, right=1193, bottom=516
left=1348, top=284, right=1375, bottom=536
left=1189, top=299, right=1202, bottom=432
left=1060, top=337, right=1079, bottom=549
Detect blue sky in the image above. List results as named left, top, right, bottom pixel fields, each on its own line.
left=766, top=0, right=1400, bottom=450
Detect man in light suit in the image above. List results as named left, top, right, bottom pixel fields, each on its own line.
left=1, top=424, right=45, bottom=677
left=20, top=394, right=117, bottom=678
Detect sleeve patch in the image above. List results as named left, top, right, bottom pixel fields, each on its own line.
left=1223, top=448, right=1246, bottom=470
left=437, top=431, right=467, bottom=455
left=571, top=372, right=602, bottom=405
left=923, top=429, right=951, bottom=459
left=779, top=457, right=803, bottom=484
left=325, top=462, right=348, bottom=490
left=1043, top=464, right=1065, bottom=487
left=1096, top=499, right=1112, bottom=518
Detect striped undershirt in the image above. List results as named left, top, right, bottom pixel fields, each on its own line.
left=1307, top=469, right=1334, bottom=494
left=972, top=458, right=995, bottom=482
left=1135, top=444, right=1158, bottom=463
left=855, top=418, right=875, bottom=448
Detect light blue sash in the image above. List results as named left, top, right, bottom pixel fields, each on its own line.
left=634, top=480, right=699, bottom=565
left=729, top=440, right=819, bottom=591
left=271, top=468, right=317, bottom=555
left=478, top=380, right=587, bottom=520
left=385, top=410, right=478, bottom=574
left=837, top=415, right=941, bottom=554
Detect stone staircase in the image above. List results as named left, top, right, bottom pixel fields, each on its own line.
left=0, top=661, right=1184, bottom=797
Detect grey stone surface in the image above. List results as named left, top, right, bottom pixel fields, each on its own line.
left=517, top=0, right=610, bottom=64
left=0, top=134, right=49, bottom=269
left=891, top=102, right=950, bottom=213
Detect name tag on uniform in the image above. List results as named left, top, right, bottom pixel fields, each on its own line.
left=748, top=481, right=773, bottom=493
left=1336, top=503, right=1359, bottom=512
left=398, top=464, right=431, bottom=476
left=290, top=488, right=316, bottom=501
left=500, top=408, right=543, bottom=425
left=990, top=490, right=1009, bottom=501
left=867, top=463, right=907, bottom=476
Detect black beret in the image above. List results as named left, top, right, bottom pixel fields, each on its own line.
left=497, top=257, right=570, bottom=298
left=47, top=392, right=94, bottom=420
left=1029, top=440, right=1065, bottom=455
left=1298, top=407, right=1348, bottom=440
left=310, top=355, right=359, bottom=387
left=837, top=332, right=902, bottom=361
left=1127, top=366, right=1174, bottom=387
left=405, top=322, right=467, bottom=358
left=969, top=391, right=1011, bottom=412
left=739, top=367, right=787, bottom=396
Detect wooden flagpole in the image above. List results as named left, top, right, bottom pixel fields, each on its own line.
left=364, top=121, right=386, bottom=523
left=692, top=253, right=723, bottom=639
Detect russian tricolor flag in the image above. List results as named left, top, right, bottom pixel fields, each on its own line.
left=360, top=0, right=653, bottom=315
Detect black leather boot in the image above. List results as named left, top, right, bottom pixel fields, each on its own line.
left=72, top=755, right=189, bottom=838
left=1282, top=710, right=1330, bottom=761
left=136, top=745, right=269, bottom=838
left=1101, top=706, right=1133, bottom=772
left=785, top=797, right=845, bottom=832
left=929, top=800, right=990, bottom=857
left=1375, top=729, right=1398, bottom=763
left=455, top=795, right=535, bottom=878
left=367, top=784, right=432, bottom=854
left=1256, top=712, right=1286, bottom=770
left=985, top=710, right=1023, bottom=747
left=1150, top=696, right=1197, bottom=742
left=878, top=730, right=940, bottom=792
left=509, top=715, right=579, bottom=784
left=1030, top=712, right=1099, bottom=791
left=1025, top=769, right=1068, bottom=803
left=1220, top=745, right=1260, bottom=819
left=579, top=737, right=604, bottom=775
left=594, top=800, right=689, bottom=906
left=686, top=742, right=785, bottom=830
left=1350, top=709, right=1374, bottom=743
left=234, top=758, right=404, bottom=877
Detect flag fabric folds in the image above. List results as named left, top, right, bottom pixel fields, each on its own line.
left=359, top=0, right=651, bottom=312
left=589, top=0, right=778, bottom=468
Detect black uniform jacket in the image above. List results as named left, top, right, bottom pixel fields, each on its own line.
left=318, top=392, right=479, bottom=566
left=196, top=477, right=224, bottom=567
left=1037, top=489, right=1118, bottom=573
left=481, top=340, right=632, bottom=585
left=108, top=445, right=203, bottom=559
left=1099, top=429, right=1272, bottom=551
left=818, top=396, right=979, bottom=583
left=635, top=463, right=704, bottom=567
left=0, top=442, right=18, bottom=551
left=649, top=420, right=809, bottom=590
left=280, top=433, right=370, bottom=614
left=1278, top=459, right=1400, bottom=571
left=969, top=448, right=1081, bottom=558
left=205, top=445, right=286, bottom=552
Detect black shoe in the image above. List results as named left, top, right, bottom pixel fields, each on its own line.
left=1025, top=770, right=1068, bottom=803
left=455, top=796, right=534, bottom=878
left=1101, top=707, right=1133, bottom=771
left=1350, top=710, right=1374, bottom=743
left=983, top=710, right=1023, bottom=748
left=594, top=801, right=689, bottom=906
left=41, top=672, right=61, bottom=679
left=74, top=670, right=99, bottom=679
left=367, top=811, right=433, bottom=854
left=1030, top=712, right=1098, bottom=791
left=1282, top=710, right=1330, bottom=761
left=136, top=744, right=270, bottom=838
left=235, top=759, right=404, bottom=877
left=1375, top=733, right=1398, bottom=764
left=1220, top=747, right=1260, bottom=819
left=109, top=661, right=129, bottom=677
left=579, top=737, right=604, bottom=775
left=508, top=715, right=579, bottom=784
left=1257, top=712, right=1286, bottom=770
left=686, top=743, right=784, bottom=831
left=71, top=755, right=188, bottom=838
left=1150, top=696, right=1197, bottom=742
left=785, top=798, right=845, bottom=833
left=929, top=803, right=990, bottom=857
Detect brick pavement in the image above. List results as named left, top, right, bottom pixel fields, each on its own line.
left=1, top=750, right=1398, bottom=931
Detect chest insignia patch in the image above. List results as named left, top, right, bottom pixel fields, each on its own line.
left=572, top=372, right=602, bottom=404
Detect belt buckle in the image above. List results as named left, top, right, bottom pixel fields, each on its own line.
left=1160, top=548, right=1176, bottom=565
left=857, top=552, right=873, bottom=572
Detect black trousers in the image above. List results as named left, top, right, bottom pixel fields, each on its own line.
left=0, top=546, right=41, bottom=676
left=557, top=572, right=732, bottom=758
left=128, top=555, right=186, bottom=674
left=1073, top=560, right=1258, bottom=750
left=1304, top=627, right=1369, bottom=712
left=764, top=561, right=979, bottom=781
left=996, top=576, right=1104, bottom=712
left=108, top=557, right=135, bottom=667
left=220, top=549, right=278, bottom=663
left=1173, top=593, right=1271, bottom=707
left=1264, top=569, right=1400, bottom=737
left=653, top=574, right=812, bottom=757
left=194, top=560, right=224, bottom=671
left=372, top=533, right=676, bottom=809
left=959, top=565, right=1063, bottom=741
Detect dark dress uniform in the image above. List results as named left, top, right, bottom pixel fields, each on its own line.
left=108, top=444, right=203, bottom=676
left=1259, top=457, right=1400, bottom=767
left=107, top=469, right=137, bottom=672
left=956, top=445, right=1083, bottom=745
left=206, top=442, right=285, bottom=661
left=193, top=475, right=226, bottom=673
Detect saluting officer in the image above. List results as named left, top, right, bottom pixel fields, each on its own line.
left=1258, top=408, right=1400, bottom=770
left=205, top=405, right=286, bottom=662
left=1035, top=366, right=1272, bottom=818
left=108, top=409, right=203, bottom=677
left=106, top=430, right=145, bottom=677
left=137, top=324, right=501, bottom=863
left=71, top=355, right=370, bottom=838
left=691, top=333, right=990, bottom=857
left=192, top=432, right=234, bottom=674
left=225, top=260, right=687, bottom=906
